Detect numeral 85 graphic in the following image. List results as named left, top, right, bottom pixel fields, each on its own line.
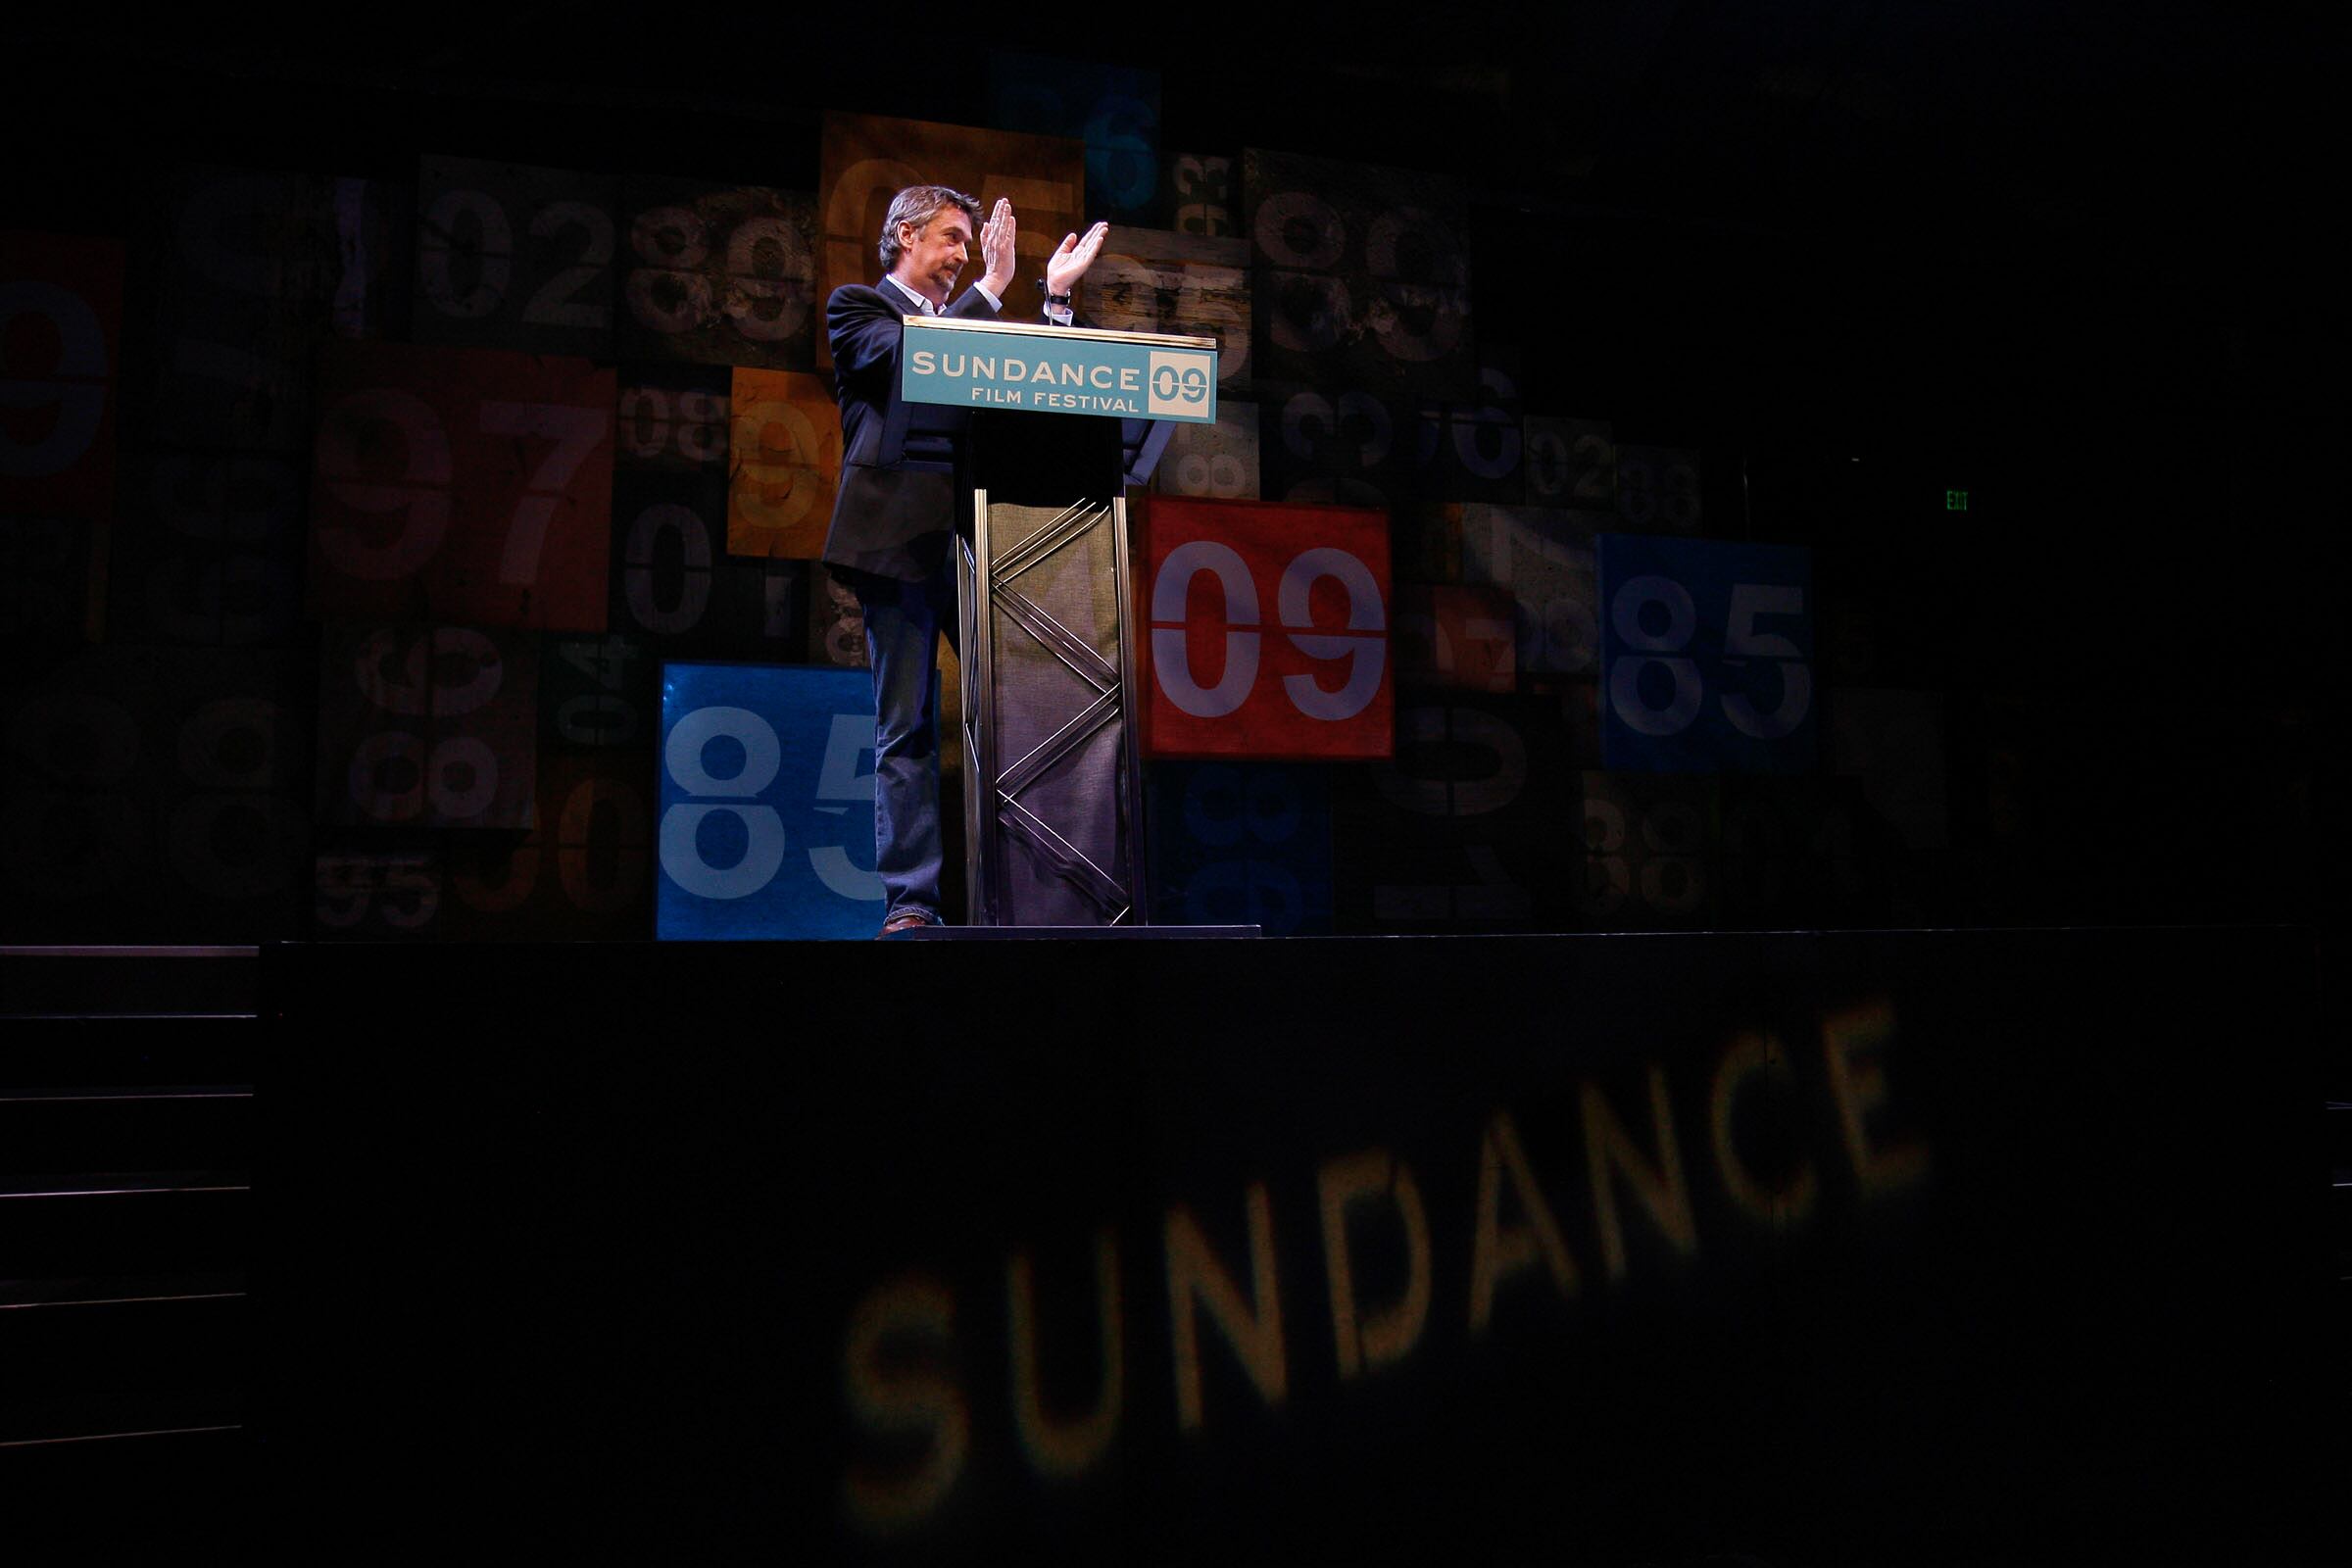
left=660, top=705, right=877, bottom=903
left=1596, top=536, right=1815, bottom=774
left=1608, top=576, right=1810, bottom=740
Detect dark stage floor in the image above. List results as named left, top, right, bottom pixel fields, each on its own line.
left=3, top=928, right=2338, bottom=1562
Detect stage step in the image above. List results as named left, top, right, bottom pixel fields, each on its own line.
left=0, top=1294, right=248, bottom=1437
left=0, top=1089, right=253, bottom=1177
left=0, top=945, right=260, bottom=1016
left=0, top=1014, right=257, bottom=1090
left=0, top=947, right=259, bottom=1453
left=0, top=1389, right=246, bottom=1449
left=0, top=1270, right=245, bottom=1308
left=0, top=1182, right=252, bottom=1278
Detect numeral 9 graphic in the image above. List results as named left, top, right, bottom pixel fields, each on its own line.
left=746, top=399, right=829, bottom=521
left=314, top=387, right=451, bottom=578
left=1150, top=543, right=1385, bottom=721
left=0, top=279, right=108, bottom=478
left=728, top=379, right=839, bottom=545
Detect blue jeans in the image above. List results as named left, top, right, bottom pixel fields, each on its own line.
left=849, top=564, right=958, bottom=923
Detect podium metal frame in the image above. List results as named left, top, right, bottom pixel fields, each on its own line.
left=957, top=490, right=1149, bottom=927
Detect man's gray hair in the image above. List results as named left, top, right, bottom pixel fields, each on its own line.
left=877, top=184, right=981, bottom=270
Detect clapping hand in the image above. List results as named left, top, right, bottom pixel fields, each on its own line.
left=1046, top=220, right=1110, bottom=298
left=978, top=197, right=1016, bottom=297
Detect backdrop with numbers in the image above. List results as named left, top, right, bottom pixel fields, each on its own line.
left=0, top=22, right=2319, bottom=944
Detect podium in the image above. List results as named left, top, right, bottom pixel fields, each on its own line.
left=897, top=315, right=1218, bottom=928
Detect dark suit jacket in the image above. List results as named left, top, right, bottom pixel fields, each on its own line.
left=820, top=278, right=1009, bottom=582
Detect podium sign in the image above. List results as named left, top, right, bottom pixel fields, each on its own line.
left=901, top=316, right=1218, bottom=423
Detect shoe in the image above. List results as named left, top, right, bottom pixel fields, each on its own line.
left=876, top=908, right=939, bottom=938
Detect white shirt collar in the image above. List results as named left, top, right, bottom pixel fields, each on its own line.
left=882, top=273, right=936, bottom=314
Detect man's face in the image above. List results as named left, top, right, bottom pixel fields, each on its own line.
left=895, top=208, right=974, bottom=305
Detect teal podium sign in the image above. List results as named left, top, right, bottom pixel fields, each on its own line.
left=900, top=316, right=1218, bottom=424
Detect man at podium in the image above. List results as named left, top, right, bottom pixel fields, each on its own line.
left=822, top=184, right=1107, bottom=936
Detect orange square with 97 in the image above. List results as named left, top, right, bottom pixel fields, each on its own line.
left=308, top=339, right=615, bottom=632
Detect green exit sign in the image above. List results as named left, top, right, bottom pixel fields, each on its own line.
left=1945, top=489, right=1969, bottom=511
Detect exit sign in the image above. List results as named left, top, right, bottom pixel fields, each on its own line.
left=1945, top=489, right=1969, bottom=511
